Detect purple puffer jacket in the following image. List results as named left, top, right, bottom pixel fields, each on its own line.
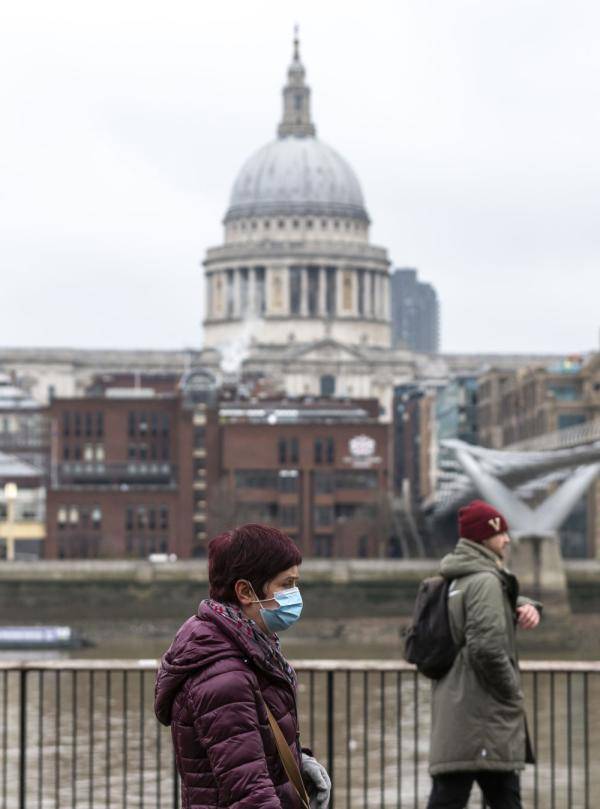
left=155, top=600, right=302, bottom=809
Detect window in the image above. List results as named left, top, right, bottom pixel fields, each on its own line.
left=148, top=509, right=156, bottom=530
left=91, top=507, right=102, bottom=529
left=125, top=508, right=134, bottom=531
left=279, top=506, right=298, bottom=526
left=278, top=438, right=298, bottom=465
left=278, top=438, right=287, bottom=464
left=335, top=503, right=376, bottom=520
left=290, top=438, right=299, bottom=464
left=162, top=415, right=170, bottom=437
left=96, top=412, right=104, bottom=437
left=334, top=470, right=378, bottom=490
left=320, top=375, right=335, bottom=397
left=57, top=507, right=67, bottom=529
left=314, top=506, right=334, bottom=527
left=315, top=437, right=334, bottom=464
left=136, top=507, right=147, bottom=530
left=278, top=219, right=285, bottom=229
left=84, top=444, right=94, bottom=462
left=159, top=506, right=169, bottom=530
left=85, top=413, right=93, bottom=437
left=548, top=385, right=581, bottom=401
left=278, top=470, right=299, bottom=493
left=194, top=427, right=206, bottom=449
left=235, top=470, right=279, bottom=489
left=314, top=439, right=323, bottom=464
left=558, top=414, right=586, bottom=429
left=128, top=412, right=136, bottom=438
left=74, top=414, right=81, bottom=437
left=63, top=412, right=70, bottom=437
left=315, top=535, right=333, bottom=558
left=63, top=446, right=70, bottom=460
left=69, top=507, right=79, bottom=525
left=139, top=413, right=148, bottom=435
left=151, top=414, right=159, bottom=436
left=314, top=472, right=334, bottom=494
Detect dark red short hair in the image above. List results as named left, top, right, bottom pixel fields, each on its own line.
left=208, top=523, right=302, bottom=603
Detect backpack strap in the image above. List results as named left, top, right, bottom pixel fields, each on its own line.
left=262, top=698, right=310, bottom=809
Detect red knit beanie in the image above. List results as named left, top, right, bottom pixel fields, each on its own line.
left=458, top=500, right=508, bottom=542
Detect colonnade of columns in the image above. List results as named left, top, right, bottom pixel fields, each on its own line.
left=206, top=265, right=389, bottom=321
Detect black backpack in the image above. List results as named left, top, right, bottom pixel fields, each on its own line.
left=403, top=576, right=459, bottom=679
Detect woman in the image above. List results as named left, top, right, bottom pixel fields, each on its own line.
left=154, top=524, right=331, bottom=809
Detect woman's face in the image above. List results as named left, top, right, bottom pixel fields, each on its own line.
left=236, top=564, right=300, bottom=633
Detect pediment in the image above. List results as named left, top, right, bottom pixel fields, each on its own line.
left=288, top=339, right=367, bottom=362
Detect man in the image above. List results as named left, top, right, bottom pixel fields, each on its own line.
left=427, top=499, right=541, bottom=809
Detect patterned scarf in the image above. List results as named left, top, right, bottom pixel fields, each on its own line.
left=204, top=598, right=297, bottom=692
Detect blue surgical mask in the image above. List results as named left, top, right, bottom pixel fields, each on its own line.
left=249, top=586, right=303, bottom=633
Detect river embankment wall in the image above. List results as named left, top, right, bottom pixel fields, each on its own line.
left=2, top=559, right=599, bottom=622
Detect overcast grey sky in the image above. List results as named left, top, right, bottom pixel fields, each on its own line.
left=1, top=0, right=599, bottom=354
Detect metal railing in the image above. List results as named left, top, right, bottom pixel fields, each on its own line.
left=0, top=660, right=598, bottom=808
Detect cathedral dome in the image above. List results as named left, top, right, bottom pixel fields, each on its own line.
left=225, top=136, right=369, bottom=223
left=223, top=33, right=369, bottom=226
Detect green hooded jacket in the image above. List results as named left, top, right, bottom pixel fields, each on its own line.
left=429, top=538, right=540, bottom=776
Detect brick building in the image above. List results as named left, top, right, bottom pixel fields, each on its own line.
left=477, top=355, right=600, bottom=449
left=45, top=371, right=218, bottom=559
left=211, top=399, right=392, bottom=558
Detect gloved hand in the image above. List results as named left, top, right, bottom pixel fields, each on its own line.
left=301, top=753, right=331, bottom=809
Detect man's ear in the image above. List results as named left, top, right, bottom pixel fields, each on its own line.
left=234, top=579, right=255, bottom=605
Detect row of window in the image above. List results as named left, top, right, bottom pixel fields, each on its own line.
left=128, top=443, right=170, bottom=461
left=62, top=412, right=104, bottom=438
left=56, top=536, right=169, bottom=559
left=234, top=469, right=378, bottom=492
left=314, top=470, right=378, bottom=493
left=277, top=438, right=335, bottom=465
left=57, top=536, right=101, bottom=559
left=63, top=444, right=105, bottom=462
left=125, top=506, right=169, bottom=531
left=57, top=506, right=102, bottom=529
left=314, top=504, right=377, bottom=526
left=128, top=412, right=170, bottom=439
left=232, top=217, right=364, bottom=233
